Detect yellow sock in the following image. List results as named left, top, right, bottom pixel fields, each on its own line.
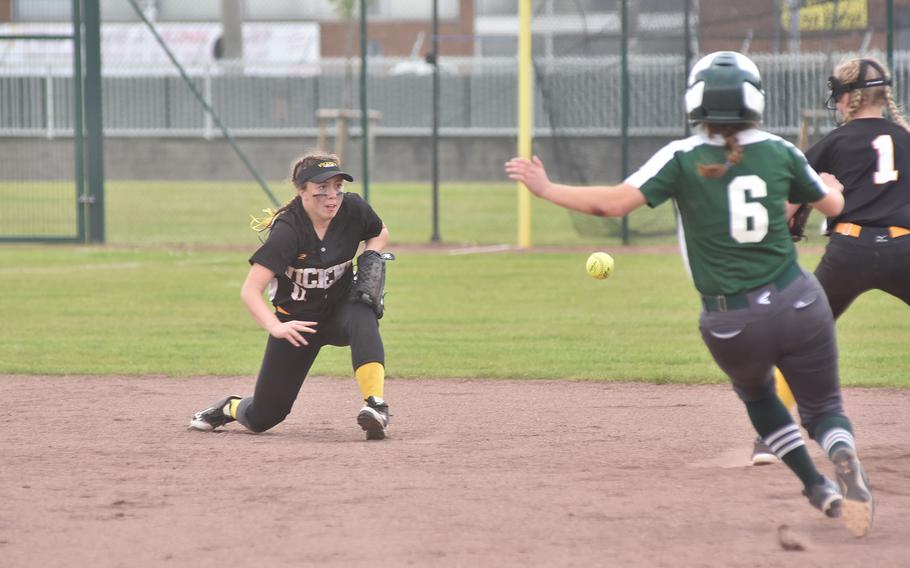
left=355, top=362, right=385, bottom=400
left=774, top=368, right=797, bottom=411
left=228, top=398, right=241, bottom=419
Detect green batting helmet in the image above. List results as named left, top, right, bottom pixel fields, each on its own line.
left=685, top=51, right=765, bottom=124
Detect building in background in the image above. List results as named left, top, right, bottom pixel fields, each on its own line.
left=699, top=0, right=910, bottom=54
left=319, top=0, right=474, bottom=58
left=3, top=0, right=908, bottom=59
left=0, top=0, right=474, bottom=58
left=0, top=0, right=686, bottom=62
left=2, top=0, right=906, bottom=185
left=474, top=0, right=687, bottom=57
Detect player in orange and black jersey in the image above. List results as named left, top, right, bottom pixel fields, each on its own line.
left=805, top=57, right=910, bottom=318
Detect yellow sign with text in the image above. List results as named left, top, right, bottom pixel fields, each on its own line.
left=781, top=0, right=867, bottom=32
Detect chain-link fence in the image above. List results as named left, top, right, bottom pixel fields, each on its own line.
left=0, top=29, right=85, bottom=242
left=2, top=1, right=905, bottom=246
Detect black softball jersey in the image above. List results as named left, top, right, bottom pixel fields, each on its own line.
left=249, top=193, right=384, bottom=319
left=805, top=117, right=910, bottom=229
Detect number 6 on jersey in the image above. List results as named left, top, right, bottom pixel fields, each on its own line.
left=728, top=175, right=769, bottom=243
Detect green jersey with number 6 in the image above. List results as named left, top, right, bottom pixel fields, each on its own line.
left=627, top=129, right=829, bottom=297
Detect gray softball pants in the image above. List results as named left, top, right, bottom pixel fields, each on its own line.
left=698, top=267, right=844, bottom=436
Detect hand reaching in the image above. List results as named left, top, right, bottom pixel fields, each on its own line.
left=268, top=320, right=318, bottom=347
left=505, top=156, right=552, bottom=198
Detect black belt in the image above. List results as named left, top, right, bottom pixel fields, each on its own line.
left=701, top=263, right=802, bottom=313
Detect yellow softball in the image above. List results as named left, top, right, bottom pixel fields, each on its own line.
left=585, top=252, right=614, bottom=280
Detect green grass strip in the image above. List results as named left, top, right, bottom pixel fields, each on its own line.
left=1, top=246, right=906, bottom=387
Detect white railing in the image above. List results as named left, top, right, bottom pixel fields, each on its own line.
left=0, top=53, right=904, bottom=138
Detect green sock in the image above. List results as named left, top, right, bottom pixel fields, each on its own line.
left=746, top=396, right=823, bottom=488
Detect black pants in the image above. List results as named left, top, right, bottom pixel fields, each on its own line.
left=815, top=230, right=910, bottom=319
left=699, top=270, right=843, bottom=436
left=236, top=301, right=384, bottom=432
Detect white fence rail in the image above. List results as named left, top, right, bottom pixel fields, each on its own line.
left=0, top=53, right=905, bottom=138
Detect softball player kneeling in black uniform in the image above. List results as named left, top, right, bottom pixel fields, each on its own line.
left=506, top=52, right=874, bottom=537
left=190, top=152, right=391, bottom=440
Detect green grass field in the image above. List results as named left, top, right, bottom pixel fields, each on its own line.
left=2, top=180, right=679, bottom=246
left=106, top=180, right=680, bottom=246
left=0, top=181, right=79, bottom=237
left=0, top=245, right=906, bottom=387
left=0, top=181, right=906, bottom=386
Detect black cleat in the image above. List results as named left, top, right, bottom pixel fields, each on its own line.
left=832, top=447, right=874, bottom=537
left=357, top=396, right=389, bottom=440
left=803, top=476, right=843, bottom=518
left=751, top=436, right=779, bottom=466
left=189, top=396, right=242, bottom=431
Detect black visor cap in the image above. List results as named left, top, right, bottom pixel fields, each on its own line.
left=295, top=162, right=354, bottom=185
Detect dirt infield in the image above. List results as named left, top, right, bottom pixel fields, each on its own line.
left=2, top=375, right=908, bottom=568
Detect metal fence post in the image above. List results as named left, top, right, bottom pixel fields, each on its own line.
left=45, top=65, right=55, bottom=139
left=620, top=0, right=630, bottom=245
left=360, top=0, right=370, bottom=203
left=204, top=64, right=213, bottom=139
left=84, top=0, right=106, bottom=243
left=73, top=0, right=86, bottom=243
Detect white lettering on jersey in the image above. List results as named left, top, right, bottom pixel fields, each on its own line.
left=267, top=277, right=278, bottom=302
left=872, top=134, right=899, bottom=184
left=286, top=260, right=352, bottom=289
left=285, top=260, right=353, bottom=302
left=728, top=175, right=769, bottom=243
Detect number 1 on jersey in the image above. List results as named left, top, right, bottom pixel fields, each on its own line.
left=872, top=134, right=899, bottom=184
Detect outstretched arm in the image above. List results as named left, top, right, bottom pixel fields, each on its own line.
left=505, top=156, right=647, bottom=217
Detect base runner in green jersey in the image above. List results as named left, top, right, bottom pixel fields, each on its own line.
left=506, top=51, right=873, bottom=537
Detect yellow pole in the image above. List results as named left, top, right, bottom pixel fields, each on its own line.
left=517, top=0, right=533, bottom=248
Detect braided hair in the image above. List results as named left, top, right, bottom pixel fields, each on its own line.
left=697, top=122, right=752, bottom=179
left=835, top=57, right=910, bottom=133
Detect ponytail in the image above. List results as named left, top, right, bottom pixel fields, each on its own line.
left=697, top=123, right=749, bottom=179
left=886, top=93, right=910, bottom=134
left=249, top=197, right=299, bottom=233
left=833, top=56, right=910, bottom=133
